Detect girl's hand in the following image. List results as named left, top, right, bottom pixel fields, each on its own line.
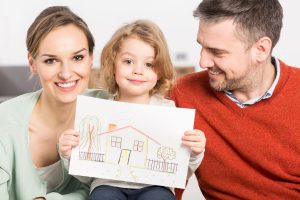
left=181, top=129, right=206, bottom=155
left=58, top=129, right=80, bottom=158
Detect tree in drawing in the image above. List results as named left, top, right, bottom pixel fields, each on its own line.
left=157, top=146, right=176, bottom=171
left=79, top=116, right=100, bottom=160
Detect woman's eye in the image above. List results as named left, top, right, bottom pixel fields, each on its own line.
left=44, top=58, right=56, bottom=64
left=74, top=55, right=84, bottom=61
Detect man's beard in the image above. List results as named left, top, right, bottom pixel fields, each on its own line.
left=209, top=78, right=242, bottom=91
left=209, top=70, right=255, bottom=92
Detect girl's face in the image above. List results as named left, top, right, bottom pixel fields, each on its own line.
left=114, top=37, right=158, bottom=103
left=28, top=24, right=93, bottom=104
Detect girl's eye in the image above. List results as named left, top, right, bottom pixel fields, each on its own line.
left=44, top=58, right=56, bottom=65
left=74, top=55, right=84, bottom=61
left=145, top=63, right=153, bottom=68
left=123, top=59, right=133, bottom=65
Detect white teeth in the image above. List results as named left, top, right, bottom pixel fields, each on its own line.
left=57, top=81, right=76, bottom=88
left=210, top=70, right=221, bottom=75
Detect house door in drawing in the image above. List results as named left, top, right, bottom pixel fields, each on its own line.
left=119, top=149, right=131, bottom=165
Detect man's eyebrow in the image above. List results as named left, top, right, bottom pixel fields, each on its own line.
left=207, top=47, right=228, bottom=53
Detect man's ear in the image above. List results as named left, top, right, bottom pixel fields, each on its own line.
left=253, top=36, right=272, bottom=62
left=28, top=53, right=37, bottom=74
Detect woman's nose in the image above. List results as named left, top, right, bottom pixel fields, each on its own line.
left=58, top=62, right=72, bottom=80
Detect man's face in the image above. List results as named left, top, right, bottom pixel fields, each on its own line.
left=197, top=19, right=257, bottom=92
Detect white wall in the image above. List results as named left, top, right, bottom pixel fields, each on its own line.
left=1, top=0, right=299, bottom=70
left=0, top=0, right=200, bottom=68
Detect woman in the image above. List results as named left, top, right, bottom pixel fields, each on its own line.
left=0, top=6, right=108, bottom=200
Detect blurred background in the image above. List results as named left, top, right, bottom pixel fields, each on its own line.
left=0, top=1, right=299, bottom=198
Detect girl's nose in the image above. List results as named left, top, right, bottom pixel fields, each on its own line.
left=132, top=63, right=143, bottom=75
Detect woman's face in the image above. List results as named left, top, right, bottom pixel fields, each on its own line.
left=28, top=24, right=93, bottom=104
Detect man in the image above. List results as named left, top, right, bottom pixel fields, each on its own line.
left=171, top=0, right=300, bottom=199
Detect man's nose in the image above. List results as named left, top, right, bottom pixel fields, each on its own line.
left=199, top=48, right=214, bottom=69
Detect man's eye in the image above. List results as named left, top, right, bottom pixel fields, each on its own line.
left=210, top=49, right=224, bottom=57
left=74, top=55, right=84, bottom=61
left=212, top=51, right=222, bottom=56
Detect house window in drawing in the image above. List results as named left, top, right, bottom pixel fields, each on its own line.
left=133, top=140, right=144, bottom=152
left=111, top=136, right=122, bottom=148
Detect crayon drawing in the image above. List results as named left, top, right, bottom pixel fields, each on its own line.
left=69, top=95, right=195, bottom=188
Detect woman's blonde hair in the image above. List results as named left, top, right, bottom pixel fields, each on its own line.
left=99, top=19, right=175, bottom=97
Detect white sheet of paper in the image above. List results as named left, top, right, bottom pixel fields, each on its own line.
left=69, top=95, right=195, bottom=189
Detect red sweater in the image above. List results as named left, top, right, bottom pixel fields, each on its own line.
left=171, top=60, right=300, bottom=200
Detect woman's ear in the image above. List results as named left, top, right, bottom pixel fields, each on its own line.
left=253, top=36, right=272, bottom=62
left=28, top=53, right=37, bottom=74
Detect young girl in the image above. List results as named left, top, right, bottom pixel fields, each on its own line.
left=59, top=19, right=206, bottom=200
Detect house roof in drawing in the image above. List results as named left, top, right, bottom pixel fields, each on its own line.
left=98, top=125, right=161, bottom=145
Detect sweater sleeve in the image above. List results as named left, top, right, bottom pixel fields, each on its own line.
left=0, top=160, right=9, bottom=199
left=38, top=148, right=90, bottom=200
left=0, top=140, right=9, bottom=200
left=44, top=188, right=89, bottom=200
left=43, top=167, right=90, bottom=200
left=60, top=152, right=93, bottom=185
left=0, top=169, right=9, bottom=200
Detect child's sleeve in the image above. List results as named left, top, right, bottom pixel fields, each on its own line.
left=187, top=151, right=204, bottom=179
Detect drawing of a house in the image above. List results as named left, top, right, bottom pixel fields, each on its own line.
left=78, top=117, right=179, bottom=174
left=99, top=125, right=161, bottom=168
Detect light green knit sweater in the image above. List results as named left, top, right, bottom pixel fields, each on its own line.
left=0, top=89, right=110, bottom=200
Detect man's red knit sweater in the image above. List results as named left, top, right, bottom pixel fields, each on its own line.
left=171, top=60, right=300, bottom=199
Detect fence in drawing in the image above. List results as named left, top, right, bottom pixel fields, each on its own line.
left=78, top=115, right=178, bottom=174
